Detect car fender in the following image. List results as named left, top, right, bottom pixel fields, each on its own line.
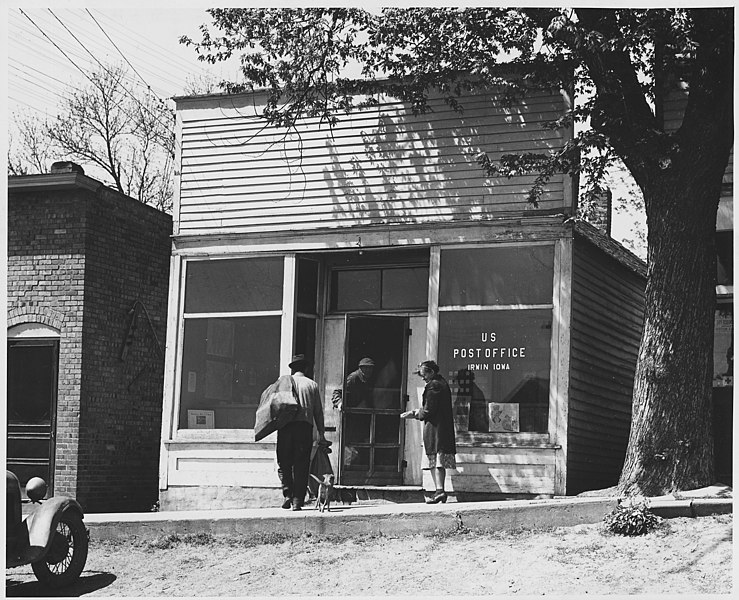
left=20, top=498, right=85, bottom=564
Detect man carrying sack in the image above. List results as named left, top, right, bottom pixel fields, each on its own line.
left=276, top=354, right=327, bottom=511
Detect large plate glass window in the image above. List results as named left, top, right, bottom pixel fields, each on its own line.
left=438, top=245, right=555, bottom=437
left=178, top=257, right=283, bottom=430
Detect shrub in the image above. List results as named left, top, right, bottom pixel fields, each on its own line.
left=604, top=496, right=662, bottom=536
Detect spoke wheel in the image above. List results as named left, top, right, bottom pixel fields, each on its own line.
left=32, top=511, right=88, bottom=588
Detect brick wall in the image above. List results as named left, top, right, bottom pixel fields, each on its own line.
left=7, top=190, right=87, bottom=499
left=78, top=187, right=171, bottom=512
left=7, top=178, right=172, bottom=512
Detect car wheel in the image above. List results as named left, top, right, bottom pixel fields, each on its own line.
left=31, top=510, right=89, bottom=588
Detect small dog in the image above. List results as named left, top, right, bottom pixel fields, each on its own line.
left=310, top=473, right=335, bottom=512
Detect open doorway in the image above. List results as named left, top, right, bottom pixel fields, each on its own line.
left=340, top=315, right=408, bottom=485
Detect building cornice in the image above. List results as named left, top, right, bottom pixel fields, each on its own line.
left=8, top=172, right=104, bottom=194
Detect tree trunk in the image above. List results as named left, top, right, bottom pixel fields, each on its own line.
left=618, top=156, right=724, bottom=496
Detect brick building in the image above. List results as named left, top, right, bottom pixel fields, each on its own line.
left=7, top=162, right=172, bottom=512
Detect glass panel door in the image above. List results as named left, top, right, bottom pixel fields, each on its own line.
left=7, top=339, right=58, bottom=497
left=340, top=315, right=408, bottom=485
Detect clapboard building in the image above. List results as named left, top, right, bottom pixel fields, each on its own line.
left=157, top=84, right=649, bottom=509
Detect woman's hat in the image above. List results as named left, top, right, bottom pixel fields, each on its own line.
left=415, top=360, right=439, bottom=374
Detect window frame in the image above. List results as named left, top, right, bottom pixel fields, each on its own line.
left=436, top=241, right=559, bottom=445
left=328, top=262, right=430, bottom=314
left=173, top=254, right=295, bottom=439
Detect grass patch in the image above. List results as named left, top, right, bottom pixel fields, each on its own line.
left=144, top=531, right=216, bottom=550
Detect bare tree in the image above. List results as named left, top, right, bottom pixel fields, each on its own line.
left=183, top=72, right=222, bottom=96
left=7, top=109, right=59, bottom=175
left=10, top=63, right=175, bottom=212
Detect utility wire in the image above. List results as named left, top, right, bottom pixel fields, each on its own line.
left=85, top=8, right=165, bottom=105
left=19, top=8, right=101, bottom=90
left=10, top=13, right=160, bottom=93
left=87, top=8, right=215, bottom=77
left=47, top=8, right=174, bottom=134
left=9, top=60, right=73, bottom=89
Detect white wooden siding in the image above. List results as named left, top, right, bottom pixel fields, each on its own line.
left=423, top=446, right=557, bottom=494
left=176, top=89, right=570, bottom=235
left=166, top=441, right=280, bottom=488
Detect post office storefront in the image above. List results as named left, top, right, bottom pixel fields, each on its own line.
left=156, top=218, right=634, bottom=510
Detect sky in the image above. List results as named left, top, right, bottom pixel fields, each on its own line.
left=5, top=4, right=238, bottom=118
left=2, top=2, right=648, bottom=258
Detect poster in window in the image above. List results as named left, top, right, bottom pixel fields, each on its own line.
left=188, top=409, right=215, bottom=429
left=206, top=319, right=234, bottom=358
left=488, top=403, right=520, bottom=432
left=205, top=360, right=233, bottom=401
left=713, top=306, right=733, bottom=387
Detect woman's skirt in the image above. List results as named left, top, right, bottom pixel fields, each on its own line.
left=424, top=452, right=457, bottom=469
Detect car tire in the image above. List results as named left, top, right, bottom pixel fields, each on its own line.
left=31, top=510, right=89, bottom=588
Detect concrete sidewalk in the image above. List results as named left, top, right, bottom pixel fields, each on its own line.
left=85, top=497, right=618, bottom=541
left=83, top=486, right=733, bottom=542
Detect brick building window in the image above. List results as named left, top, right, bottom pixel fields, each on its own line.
left=178, top=257, right=283, bottom=429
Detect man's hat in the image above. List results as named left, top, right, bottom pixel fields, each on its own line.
left=359, top=357, right=375, bottom=367
left=288, top=354, right=310, bottom=369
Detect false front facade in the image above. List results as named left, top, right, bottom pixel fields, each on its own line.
left=159, top=86, right=645, bottom=509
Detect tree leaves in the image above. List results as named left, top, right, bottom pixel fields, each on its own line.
left=180, top=7, right=732, bottom=210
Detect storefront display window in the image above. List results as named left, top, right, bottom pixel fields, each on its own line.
left=178, top=317, right=281, bottom=430
left=179, top=257, right=284, bottom=429
left=439, top=310, right=552, bottom=433
left=438, top=245, right=555, bottom=436
left=440, top=245, right=554, bottom=306
left=185, top=257, right=283, bottom=312
left=713, top=303, right=733, bottom=388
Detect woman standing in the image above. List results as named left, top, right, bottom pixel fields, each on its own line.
left=402, top=360, right=456, bottom=504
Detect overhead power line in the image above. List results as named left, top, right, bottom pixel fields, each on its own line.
left=85, top=8, right=164, bottom=104
left=19, top=8, right=101, bottom=90
left=9, top=10, right=175, bottom=95
left=86, top=8, right=215, bottom=77
left=45, top=9, right=174, bottom=133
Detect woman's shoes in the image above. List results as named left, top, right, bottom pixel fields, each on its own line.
left=425, top=491, right=448, bottom=504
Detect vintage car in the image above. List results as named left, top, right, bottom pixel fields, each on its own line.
left=6, top=471, right=89, bottom=587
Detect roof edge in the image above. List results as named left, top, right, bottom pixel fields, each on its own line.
left=573, top=219, right=647, bottom=278
left=8, top=172, right=104, bottom=193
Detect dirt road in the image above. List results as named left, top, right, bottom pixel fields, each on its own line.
left=6, top=514, right=732, bottom=596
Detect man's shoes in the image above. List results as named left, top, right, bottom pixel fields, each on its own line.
left=281, top=498, right=292, bottom=509
left=291, top=498, right=302, bottom=511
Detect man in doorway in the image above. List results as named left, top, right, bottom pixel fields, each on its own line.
left=278, top=354, right=327, bottom=511
left=340, top=357, right=375, bottom=409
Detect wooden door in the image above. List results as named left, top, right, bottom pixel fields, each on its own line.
left=339, top=315, right=409, bottom=485
left=7, top=339, right=58, bottom=497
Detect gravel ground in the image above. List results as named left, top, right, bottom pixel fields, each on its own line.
left=6, top=513, right=732, bottom=597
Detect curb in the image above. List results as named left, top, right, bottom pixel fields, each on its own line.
left=81, top=496, right=732, bottom=543
left=85, top=497, right=618, bottom=542
left=649, top=498, right=733, bottom=519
